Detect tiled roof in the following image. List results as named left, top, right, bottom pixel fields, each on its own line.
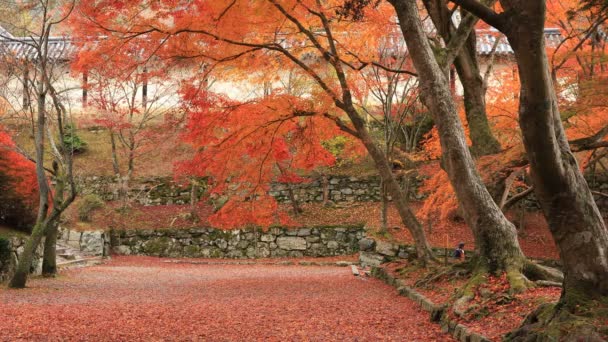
left=0, top=26, right=14, bottom=39
left=0, top=36, right=77, bottom=61
left=476, top=28, right=562, bottom=55
left=0, top=28, right=562, bottom=62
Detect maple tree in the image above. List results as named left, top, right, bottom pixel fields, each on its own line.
left=546, top=0, right=608, bottom=167
left=176, top=89, right=353, bottom=228
left=0, top=127, right=38, bottom=232
left=73, top=0, right=440, bottom=262
left=70, top=44, right=183, bottom=205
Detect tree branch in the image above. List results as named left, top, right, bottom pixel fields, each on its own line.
left=449, top=0, right=506, bottom=32
left=503, top=186, right=534, bottom=212
left=570, top=124, right=608, bottom=152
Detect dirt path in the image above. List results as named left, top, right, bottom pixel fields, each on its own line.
left=0, top=256, right=452, bottom=341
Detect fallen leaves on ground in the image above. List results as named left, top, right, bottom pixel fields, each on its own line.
left=380, top=262, right=562, bottom=340
left=0, top=256, right=453, bottom=341
left=451, top=274, right=561, bottom=340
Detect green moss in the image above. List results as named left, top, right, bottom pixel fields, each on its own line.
left=183, top=245, right=201, bottom=257
left=507, top=267, right=531, bottom=294
left=0, top=226, right=26, bottom=239
left=506, top=300, right=608, bottom=341
left=207, top=229, right=232, bottom=241
left=142, top=237, right=171, bottom=256
left=78, top=194, right=104, bottom=222
left=461, top=269, right=488, bottom=298
left=209, top=248, right=223, bottom=258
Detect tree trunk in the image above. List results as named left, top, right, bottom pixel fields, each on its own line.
left=389, top=0, right=527, bottom=278
left=42, top=219, right=59, bottom=277
left=322, top=174, right=329, bottom=205
left=9, top=223, right=44, bottom=288
left=454, top=34, right=502, bottom=156
left=10, top=84, right=49, bottom=289
left=344, top=106, right=435, bottom=264
left=286, top=184, right=303, bottom=215
left=110, top=131, right=120, bottom=176
left=380, top=180, right=388, bottom=234
left=422, top=1, right=501, bottom=157
left=503, top=2, right=608, bottom=303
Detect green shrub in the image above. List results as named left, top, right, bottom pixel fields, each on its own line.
left=62, top=123, right=87, bottom=154
left=78, top=194, right=104, bottom=222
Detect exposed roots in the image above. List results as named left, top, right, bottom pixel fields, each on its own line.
left=523, top=261, right=564, bottom=283
left=413, top=262, right=470, bottom=288
left=506, top=301, right=608, bottom=342
left=451, top=258, right=563, bottom=319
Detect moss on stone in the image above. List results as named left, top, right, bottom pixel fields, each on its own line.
left=183, top=245, right=201, bottom=258
left=209, top=248, right=222, bottom=258
left=207, top=229, right=232, bottom=241
left=141, top=237, right=171, bottom=256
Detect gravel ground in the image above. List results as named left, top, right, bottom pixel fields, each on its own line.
left=0, top=256, right=452, bottom=341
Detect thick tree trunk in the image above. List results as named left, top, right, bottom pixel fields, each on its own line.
left=389, top=0, right=527, bottom=277
left=454, top=35, right=502, bottom=156
left=503, top=3, right=608, bottom=303
left=42, top=219, right=58, bottom=277
left=9, top=223, right=44, bottom=288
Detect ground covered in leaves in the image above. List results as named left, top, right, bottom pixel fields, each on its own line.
left=380, top=260, right=562, bottom=340
left=0, top=256, right=453, bottom=341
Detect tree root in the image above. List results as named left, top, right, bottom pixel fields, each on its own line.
left=413, top=264, right=470, bottom=288
left=523, top=261, right=564, bottom=283
left=535, top=280, right=562, bottom=288
left=506, top=302, right=608, bottom=341
left=450, top=259, right=562, bottom=318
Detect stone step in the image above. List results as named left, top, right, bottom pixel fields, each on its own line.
left=55, top=247, right=69, bottom=255
left=57, top=256, right=103, bottom=269
left=59, top=253, right=77, bottom=260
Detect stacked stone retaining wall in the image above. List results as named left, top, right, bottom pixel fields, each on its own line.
left=77, top=175, right=425, bottom=206
left=110, top=225, right=366, bottom=259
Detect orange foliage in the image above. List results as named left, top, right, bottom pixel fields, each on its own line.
left=0, top=127, right=38, bottom=230
left=176, top=88, right=362, bottom=228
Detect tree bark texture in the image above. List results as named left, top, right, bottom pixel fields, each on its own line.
left=500, top=0, right=608, bottom=302
left=454, top=34, right=502, bottom=156
left=389, top=0, right=527, bottom=274
left=422, top=0, right=502, bottom=156
left=42, top=219, right=59, bottom=277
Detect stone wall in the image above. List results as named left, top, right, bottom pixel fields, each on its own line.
left=58, top=228, right=109, bottom=257
left=358, top=238, right=452, bottom=267
left=78, top=176, right=200, bottom=206
left=0, top=236, right=42, bottom=283
left=79, top=175, right=424, bottom=206
left=78, top=174, right=607, bottom=216
left=110, top=225, right=366, bottom=259
left=269, top=176, right=424, bottom=204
